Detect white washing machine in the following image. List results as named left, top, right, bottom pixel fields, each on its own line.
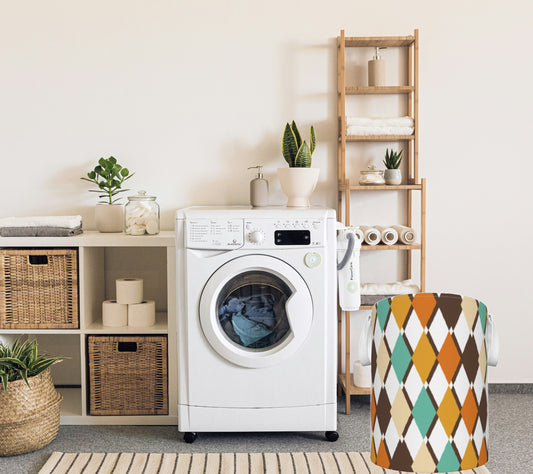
left=176, top=206, right=338, bottom=443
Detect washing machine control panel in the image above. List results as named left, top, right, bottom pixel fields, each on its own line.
left=244, top=218, right=326, bottom=248
left=186, top=218, right=244, bottom=249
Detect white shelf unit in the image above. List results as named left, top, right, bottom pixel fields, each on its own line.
left=0, top=231, right=177, bottom=425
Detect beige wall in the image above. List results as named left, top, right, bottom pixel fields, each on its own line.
left=1, top=1, right=532, bottom=383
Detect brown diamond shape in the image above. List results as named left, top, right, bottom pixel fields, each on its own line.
left=462, top=336, right=480, bottom=383
left=438, top=293, right=463, bottom=329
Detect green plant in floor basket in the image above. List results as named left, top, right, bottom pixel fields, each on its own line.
left=0, top=337, right=64, bottom=391
left=383, top=148, right=403, bottom=169
left=81, top=156, right=134, bottom=204
left=282, top=121, right=316, bottom=168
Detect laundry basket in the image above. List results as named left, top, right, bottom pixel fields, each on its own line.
left=360, top=293, right=498, bottom=472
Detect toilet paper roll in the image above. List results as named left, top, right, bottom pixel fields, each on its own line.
left=392, top=225, right=417, bottom=244
left=376, top=225, right=399, bottom=246
left=102, top=300, right=128, bottom=327
left=353, top=360, right=372, bottom=388
left=128, top=300, right=156, bottom=327
left=116, top=278, right=143, bottom=304
left=360, top=225, right=380, bottom=246
left=353, top=227, right=364, bottom=242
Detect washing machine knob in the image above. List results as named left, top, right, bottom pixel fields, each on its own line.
left=249, top=230, right=264, bottom=243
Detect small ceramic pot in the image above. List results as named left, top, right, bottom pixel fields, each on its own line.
left=277, top=168, right=320, bottom=207
left=95, top=204, right=124, bottom=233
left=384, top=169, right=402, bottom=185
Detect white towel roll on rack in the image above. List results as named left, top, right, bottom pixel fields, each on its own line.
left=360, top=225, right=380, bottom=246
left=375, top=226, right=399, bottom=245
left=392, top=225, right=417, bottom=244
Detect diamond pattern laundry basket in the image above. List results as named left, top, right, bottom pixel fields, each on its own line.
left=363, top=293, right=498, bottom=472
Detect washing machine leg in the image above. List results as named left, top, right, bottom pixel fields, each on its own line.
left=183, top=432, right=198, bottom=444
left=325, top=431, right=339, bottom=442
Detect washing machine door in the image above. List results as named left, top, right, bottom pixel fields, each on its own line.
left=199, top=255, right=313, bottom=368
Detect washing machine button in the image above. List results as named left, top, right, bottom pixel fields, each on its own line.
left=248, top=230, right=264, bottom=244
left=304, top=252, right=321, bottom=268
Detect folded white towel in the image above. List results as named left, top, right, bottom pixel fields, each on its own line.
left=0, top=215, right=82, bottom=229
left=346, top=116, right=414, bottom=127
left=346, top=125, right=414, bottom=136
left=361, top=279, right=420, bottom=295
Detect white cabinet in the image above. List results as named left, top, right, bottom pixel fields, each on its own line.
left=0, top=231, right=177, bottom=425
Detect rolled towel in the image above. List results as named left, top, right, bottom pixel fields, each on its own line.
left=361, top=279, right=420, bottom=295
left=346, top=125, right=414, bottom=136
left=375, top=225, right=399, bottom=245
left=392, top=225, right=417, bottom=244
left=359, top=225, right=380, bottom=246
left=346, top=116, right=414, bottom=128
left=0, top=215, right=82, bottom=229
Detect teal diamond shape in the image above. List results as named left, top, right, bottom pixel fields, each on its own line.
left=478, top=301, right=487, bottom=333
left=412, top=387, right=436, bottom=437
left=376, top=299, right=391, bottom=332
left=391, top=336, right=411, bottom=383
left=436, top=441, right=460, bottom=472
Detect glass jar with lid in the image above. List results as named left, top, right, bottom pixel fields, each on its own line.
left=124, top=190, right=160, bottom=235
left=359, top=165, right=385, bottom=185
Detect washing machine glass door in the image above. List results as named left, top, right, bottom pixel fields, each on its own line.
left=199, top=255, right=313, bottom=368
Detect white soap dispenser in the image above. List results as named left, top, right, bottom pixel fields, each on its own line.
left=368, top=47, right=386, bottom=86
left=248, top=165, right=269, bottom=207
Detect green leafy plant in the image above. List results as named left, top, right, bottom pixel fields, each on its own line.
left=81, top=156, right=134, bottom=204
left=282, top=121, right=316, bottom=168
left=383, top=148, right=403, bottom=169
left=0, top=337, right=64, bottom=391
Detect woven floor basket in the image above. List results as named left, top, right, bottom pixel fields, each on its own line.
left=0, top=369, right=62, bottom=456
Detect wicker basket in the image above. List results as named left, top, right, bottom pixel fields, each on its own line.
left=0, top=248, right=78, bottom=329
left=0, top=368, right=62, bottom=457
left=88, top=335, right=168, bottom=416
left=0, top=394, right=62, bottom=456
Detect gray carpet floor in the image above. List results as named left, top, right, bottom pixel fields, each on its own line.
left=1, top=392, right=531, bottom=474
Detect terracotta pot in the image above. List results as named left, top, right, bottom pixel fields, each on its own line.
left=277, top=168, right=320, bottom=208
left=95, top=204, right=124, bottom=233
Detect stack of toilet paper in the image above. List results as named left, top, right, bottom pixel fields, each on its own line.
left=102, top=278, right=156, bottom=328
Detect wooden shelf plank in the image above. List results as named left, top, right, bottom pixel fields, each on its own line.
left=361, top=244, right=421, bottom=251
left=344, top=135, right=415, bottom=142
left=345, top=36, right=415, bottom=47
left=345, top=86, right=414, bottom=95
left=339, top=184, right=422, bottom=191
left=338, top=373, right=371, bottom=396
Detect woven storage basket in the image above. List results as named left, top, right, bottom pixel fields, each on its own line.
left=0, top=393, right=62, bottom=456
left=0, top=248, right=78, bottom=329
left=0, top=369, right=59, bottom=422
left=88, top=335, right=168, bottom=416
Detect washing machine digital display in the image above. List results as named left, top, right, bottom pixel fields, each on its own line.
left=274, top=230, right=310, bottom=246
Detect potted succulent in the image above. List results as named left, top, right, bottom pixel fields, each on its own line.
left=278, top=121, right=319, bottom=207
left=81, top=156, right=134, bottom=232
left=383, top=148, right=403, bottom=185
left=0, top=337, right=64, bottom=456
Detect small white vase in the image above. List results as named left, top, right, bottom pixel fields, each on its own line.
left=384, top=169, right=402, bottom=185
left=95, top=204, right=124, bottom=233
left=277, top=168, right=320, bottom=208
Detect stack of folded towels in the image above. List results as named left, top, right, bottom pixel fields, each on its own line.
left=346, top=116, right=414, bottom=136
left=0, top=215, right=83, bottom=237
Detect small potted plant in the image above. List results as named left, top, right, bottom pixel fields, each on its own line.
left=383, top=148, right=403, bottom=185
left=0, top=337, right=64, bottom=456
left=278, top=121, right=319, bottom=207
left=81, top=156, right=134, bottom=232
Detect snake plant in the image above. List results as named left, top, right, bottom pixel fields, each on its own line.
left=0, top=337, right=64, bottom=391
left=282, top=121, right=316, bottom=168
left=383, top=148, right=403, bottom=169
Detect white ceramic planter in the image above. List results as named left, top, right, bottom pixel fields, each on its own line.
left=384, top=169, right=402, bottom=185
left=95, top=204, right=124, bottom=233
left=277, top=168, right=320, bottom=208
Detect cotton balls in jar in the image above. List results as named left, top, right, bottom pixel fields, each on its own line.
left=124, top=190, right=160, bottom=235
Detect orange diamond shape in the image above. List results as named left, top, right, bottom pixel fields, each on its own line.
left=412, top=332, right=437, bottom=383
left=391, top=294, right=413, bottom=329
left=438, top=333, right=460, bottom=383
left=461, top=440, right=479, bottom=470
left=412, top=293, right=437, bottom=327
left=376, top=438, right=390, bottom=468
left=461, top=388, right=479, bottom=434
